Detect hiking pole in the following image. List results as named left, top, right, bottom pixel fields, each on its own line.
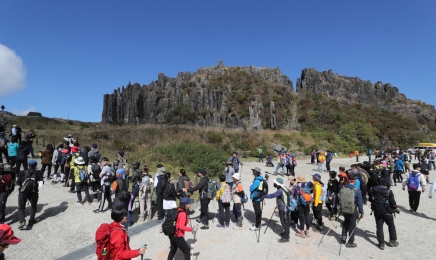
left=318, top=227, right=332, bottom=247
left=339, top=219, right=361, bottom=256
left=263, top=206, right=277, bottom=234
left=141, top=244, right=147, bottom=260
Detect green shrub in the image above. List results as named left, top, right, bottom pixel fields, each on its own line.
left=206, top=131, right=224, bottom=144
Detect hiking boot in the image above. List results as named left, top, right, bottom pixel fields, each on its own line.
left=305, top=229, right=310, bottom=237
left=318, top=226, right=325, bottom=234
left=200, top=225, right=209, bottom=230
left=216, top=224, right=225, bottom=228
left=412, top=210, right=417, bottom=215
left=28, top=219, right=37, bottom=226
left=47, top=176, right=52, bottom=180
left=157, top=219, right=163, bottom=223
left=341, top=236, right=347, bottom=244
left=295, top=231, right=306, bottom=238
left=68, top=190, right=75, bottom=193
left=278, top=238, right=289, bottom=243
left=249, top=225, right=259, bottom=231
left=18, top=220, right=26, bottom=229
left=77, top=201, right=84, bottom=205
left=233, top=226, right=243, bottom=230
left=388, top=240, right=399, bottom=247
left=225, top=223, right=230, bottom=228
left=346, top=243, right=357, bottom=248
left=93, top=209, right=102, bottom=213
left=378, top=243, right=385, bottom=250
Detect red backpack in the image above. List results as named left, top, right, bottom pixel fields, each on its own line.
left=95, top=223, right=122, bottom=260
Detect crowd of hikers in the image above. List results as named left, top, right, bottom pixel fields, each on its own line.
left=1, top=126, right=436, bottom=259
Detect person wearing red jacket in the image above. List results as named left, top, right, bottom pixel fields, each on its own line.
left=110, top=202, right=146, bottom=260
left=167, top=196, right=198, bottom=260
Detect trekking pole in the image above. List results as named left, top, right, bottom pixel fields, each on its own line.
left=140, top=244, right=147, bottom=260
left=263, top=206, right=277, bottom=234
left=318, top=227, right=332, bottom=247
left=339, top=219, right=360, bottom=256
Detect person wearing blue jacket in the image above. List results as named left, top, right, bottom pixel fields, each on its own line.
left=249, top=167, right=265, bottom=231
left=394, top=156, right=404, bottom=184
left=7, top=138, right=18, bottom=171
left=341, top=172, right=364, bottom=248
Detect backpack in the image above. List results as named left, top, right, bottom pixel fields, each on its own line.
left=369, top=187, right=390, bottom=214
left=292, top=158, right=297, bottom=166
left=20, top=170, right=38, bottom=193
left=141, top=175, right=151, bottom=192
left=0, top=138, right=6, bottom=148
left=282, top=186, right=297, bottom=212
left=79, top=167, right=89, bottom=181
left=339, top=187, right=357, bottom=214
left=258, top=179, right=269, bottom=197
left=116, top=157, right=129, bottom=173
left=55, top=149, right=63, bottom=164
left=359, top=171, right=369, bottom=185
left=298, top=185, right=312, bottom=206
left=118, top=190, right=131, bottom=202
left=205, top=178, right=217, bottom=199
left=162, top=208, right=180, bottom=236
left=407, top=172, right=420, bottom=191
left=156, top=175, right=165, bottom=195
left=320, top=185, right=327, bottom=202
left=95, top=223, right=122, bottom=260
left=404, top=154, right=409, bottom=162
left=220, top=183, right=232, bottom=203
left=91, top=164, right=102, bottom=180
left=280, top=157, right=285, bottom=166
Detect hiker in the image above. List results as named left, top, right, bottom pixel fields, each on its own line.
left=232, top=173, right=245, bottom=230
left=112, top=169, right=128, bottom=201
left=289, top=154, right=297, bottom=176
left=419, top=157, right=430, bottom=184
left=249, top=167, right=265, bottom=231
left=126, top=162, right=141, bottom=225
left=0, top=224, right=21, bottom=259
left=88, top=156, right=102, bottom=202
left=311, top=173, right=325, bottom=234
left=176, top=169, right=191, bottom=197
left=24, top=130, right=36, bottom=158
left=162, top=172, right=178, bottom=225
left=60, top=149, right=70, bottom=185
left=227, top=153, right=243, bottom=173
left=258, top=146, right=263, bottom=162
left=138, top=165, right=152, bottom=221
left=317, top=152, right=326, bottom=172
left=402, top=163, right=426, bottom=214
left=7, top=137, right=18, bottom=171
left=16, top=160, right=43, bottom=229
left=367, top=149, right=373, bottom=163
left=224, top=162, right=235, bottom=187
left=0, top=133, right=9, bottom=165
left=326, top=171, right=339, bottom=220
left=369, top=177, right=399, bottom=250
left=183, top=169, right=211, bottom=229
left=310, top=149, right=316, bottom=164
left=275, top=152, right=286, bottom=176
left=294, top=175, right=312, bottom=238
left=63, top=134, right=75, bottom=147
left=266, top=154, right=274, bottom=167
left=215, top=174, right=232, bottom=228
left=394, top=156, right=404, bottom=184
left=129, top=162, right=141, bottom=192
left=88, top=143, right=101, bottom=163
left=354, top=149, right=359, bottom=162
left=67, top=146, right=81, bottom=193
left=326, top=151, right=333, bottom=172
left=94, top=157, right=113, bottom=213
left=285, top=152, right=292, bottom=176
left=0, top=165, right=13, bottom=223
left=287, top=177, right=298, bottom=227
left=167, top=196, right=198, bottom=260
left=108, top=202, right=146, bottom=259
left=338, top=167, right=348, bottom=188
left=71, top=157, right=91, bottom=205
left=338, top=171, right=364, bottom=248
left=40, top=144, right=54, bottom=180
left=51, top=143, right=64, bottom=184
left=261, top=177, right=291, bottom=243
left=154, top=164, right=166, bottom=222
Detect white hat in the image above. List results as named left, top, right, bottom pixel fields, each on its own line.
left=232, top=173, right=240, bottom=180
left=74, top=157, right=85, bottom=165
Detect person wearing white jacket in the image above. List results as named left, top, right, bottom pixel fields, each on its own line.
left=402, top=163, right=426, bottom=214
left=428, top=179, right=436, bottom=198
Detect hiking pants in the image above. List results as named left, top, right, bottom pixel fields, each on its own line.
left=156, top=194, right=164, bottom=220
left=200, top=198, right=210, bottom=226
left=342, top=211, right=357, bottom=244
left=26, top=144, right=34, bottom=157
left=99, top=185, right=112, bottom=211
left=356, top=155, right=359, bottom=162
left=233, top=203, right=243, bottom=226
left=168, top=236, right=190, bottom=260
left=253, top=201, right=262, bottom=228
left=408, top=190, right=421, bottom=211
left=40, top=164, right=52, bottom=178
left=430, top=161, right=436, bottom=171
left=218, top=200, right=230, bottom=225
left=15, top=160, right=28, bottom=174
left=311, top=155, right=315, bottom=164
left=139, top=192, right=151, bottom=219
left=258, top=153, right=263, bottom=162
left=8, top=156, right=16, bottom=170
left=395, top=169, right=403, bottom=183
left=18, top=192, right=38, bottom=223
left=297, top=204, right=311, bottom=231
left=374, top=212, right=397, bottom=244
left=317, top=163, right=325, bottom=172
left=279, top=210, right=290, bottom=239
left=76, top=182, right=91, bottom=203
left=326, top=161, right=331, bottom=172
left=275, top=164, right=285, bottom=175
left=0, top=148, right=9, bottom=164
left=368, top=155, right=372, bottom=163
left=0, top=192, right=8, bottom=223
left=312, top=203, right=323, bottom=228
left=290, top=210, right=299, bottom=225
left=360, top=185, right=368, bottom=204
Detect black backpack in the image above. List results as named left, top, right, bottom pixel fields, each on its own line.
left=91, top=163, right=101, bottom=180
left=20, top=170, right=38, bottom=193
left=156, top=175, right=165, bottom=195
left=55, top=149, right=63, bottom=164
left=162, top=208, right=180, bottom=236
left=369, top=186, right=390, bottom=214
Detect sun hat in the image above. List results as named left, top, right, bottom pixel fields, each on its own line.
left=312, top=173, right=322, bottom=183
left=180, top=197, right=194, bottom=206
left=0, top=224, right=21, bottom=245
left=251, top=167, right=261, bottom=173
left=28, top=160, right=37, bottom=166
left=74, top=157, right=85, bottom=165
left=232, top=173, right=241, bottom=180
left=296, top=175, right=306, bottom=183
left=274, top=177, right=284, bottom=187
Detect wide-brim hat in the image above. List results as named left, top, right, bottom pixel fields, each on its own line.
left=251, top=167, right=261, bottom=173
left=74, top=157, right=85, bottom=165
left=312, top=173, right=322, bottom=183
left=180, top=197, right=194, bottom=206
left=274, top=177, right=284, bottom=187
left=296, top=175, right=306, bottom=183
left=0, top=224, right=21, bottom=245
left=232, top=173, right=241, bottom=180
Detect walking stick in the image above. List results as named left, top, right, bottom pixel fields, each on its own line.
left=318, top=227, right=332, bottom=247
left=339, top=219, right=360, bottom=255
left=263, top=206, right=277, bottom=234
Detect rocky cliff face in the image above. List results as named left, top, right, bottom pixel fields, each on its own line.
left=102, top=61, right=297, bottom=130
left=296, top=68, right=436, bottom=123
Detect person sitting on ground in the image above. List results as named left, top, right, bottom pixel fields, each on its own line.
left=109, top=202, right=146, bottom=259
left=266, top=154, right=274, bottom=167
left=0, top=224, right=21, bottom=259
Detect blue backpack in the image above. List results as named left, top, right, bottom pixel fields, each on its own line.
left=320, top=185, right=327, bottom=202
left=282, top=187, right=297, bottom=212
left=407, top=173, right=420, bottom=191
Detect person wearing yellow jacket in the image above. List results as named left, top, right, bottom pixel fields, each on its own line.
left=71, top=157, right=91, bottom=205
left=312, top=173, right=325, bottom=234
left=215, top=174, right=232, bottom=228
left=317, top=152, right=326, bottom=172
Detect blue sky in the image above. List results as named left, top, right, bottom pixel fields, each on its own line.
left=0, top=0, right=435, bottom=122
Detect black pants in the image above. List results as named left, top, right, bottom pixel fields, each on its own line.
left=326, top=199, right=338, bottom=214
left=374, top=212, right=397, bottom=243
left=76, top=182, right=91, bottom=203
left=54, top=164, right=60, bottom=175
left=279, top=210, right=290, bottom=239
left=297, top=204, right=311, bottom=231
left=311, top=156, right=315, bottom=164
left=0, top=192, right=8, bottom=223
left=15, top=160, right=28, bottom=174
left=156, top=194, right=164, bottom=220
left=408, top=190, right=421, bottom=211
left=395, top=170, right=403, bottom=182
left=218, top=200, right=230, bottom=225
left=290, top=210, right=299, bottom=225
left=18, top=192, right=38, bottom=223
left=326, top=162, right=331, bottom=172
left=9, top=156, right=16, bottom=170
left=356, top=155, right=359, bottom=162
left=167, top=236, right=190, bottom=260
left=98, top=185, right=112, bottom=211
left=361, top=185, right=368, bottom=204
left=199, top=198, right=210, bottom=226
left=342, top=211, right=357, bottom=244
left=70, top=173, right=76, bottom=191
left=312, top=203, right=323, bottom=227
left=41, top=164, right=52, bottom=178
left=252, top=201, right=262, bottom=228
left=258, top=153, right=263, bottom=162
left=0, top=148, right=9, bottom=163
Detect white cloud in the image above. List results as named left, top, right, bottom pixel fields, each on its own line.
left=11, top=106, right=36, bottom=116
left=0, top=44, right=26, bottom=97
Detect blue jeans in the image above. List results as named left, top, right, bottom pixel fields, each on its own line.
left=26, top=144, right=34, bottom=157
left=275, top=164, right=285, bottom=175
left=317, top=163, right=325, bottom=172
